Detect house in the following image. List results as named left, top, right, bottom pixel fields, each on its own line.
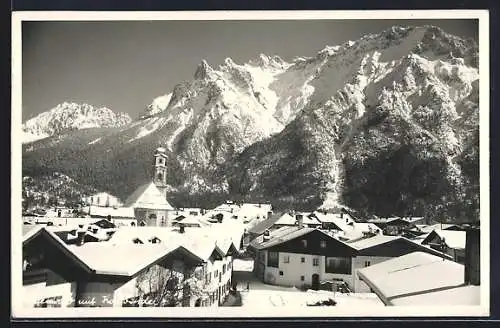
left=107, top=223, right=244, bottom=305
left=313, top=212, right=382, bottom=241
left=248, top=227, right=358, bottom=290
left=248, top=227, right=450, bottom=293
left=124, top=182, right=175, bottom=227
left=415, top=223, right=463, bottom=234
left=237, top=203, right=273, bottom=224
left=173, top=208, right=206, bottom=217
left=357, top=252, right=480, bottom=306
left=367, top=217, right=413, bottom=235
left=80, top=205, right=137, bottom=226
left=22, top=226, right=237, bottom=308
left=171, top=215, right=210, bottom=228
left=421, top=229, right=466, bottom=263
left=244, top=212, right=321, bottom=246
left=347, top=234, right=451, bottom=292
left=82, top=192, right=123, bottom=208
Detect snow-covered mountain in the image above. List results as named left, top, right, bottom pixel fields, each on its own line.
left=22, top=102, right=132, bottom=143
left=22, top=25, right=480, bottom=220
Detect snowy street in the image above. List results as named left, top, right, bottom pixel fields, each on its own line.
left=232, top=259, right=384, bottom=308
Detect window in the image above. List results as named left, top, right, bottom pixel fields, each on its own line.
left=222, top=264, right=226, bottom=274
left=301, top=239, right=308, bottom=248
left=214, top=270, right=218, bottom=277
left=325, top=257, right=352, bottom=274
left=300, top=275, right=305, bottom=281
left=283, top=255, right=290, bottom=263
left=301, top=257, right=305, bottom=263
left=313, top=258, right=319, bottom=266
left=279, top=271, right=284, bottom=276
left=320, top=240, right=327, bottom=248
left=364, top=261, right=371, bottom=267
left=267, top=251, right=279, bottom=268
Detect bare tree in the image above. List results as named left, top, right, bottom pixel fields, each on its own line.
left=128, top=264, right=208, bottom=307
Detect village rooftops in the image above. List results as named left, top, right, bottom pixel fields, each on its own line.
left=357, top=252, right=480, bottom=306
left=23, top=226, right=226, bottom=278
left=106, top=223, right=244, bottom=257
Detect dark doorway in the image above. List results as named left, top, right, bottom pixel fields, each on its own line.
left=312, top=274, right=320, bottom=291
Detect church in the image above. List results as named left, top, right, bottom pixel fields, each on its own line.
left=124, top=147, right=176, bottom=226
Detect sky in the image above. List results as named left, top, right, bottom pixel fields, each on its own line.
left=21, top=19, right=478, bottom=121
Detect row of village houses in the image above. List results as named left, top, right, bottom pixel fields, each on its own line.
left=21, top=204, right=480, bottom=307
left=22, top=219, right=245, bottom=308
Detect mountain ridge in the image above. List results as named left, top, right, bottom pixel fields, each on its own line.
left=22, top=25, right=480, bottom=221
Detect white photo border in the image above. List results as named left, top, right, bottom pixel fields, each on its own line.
left=11, top=9, right=490, bottom=318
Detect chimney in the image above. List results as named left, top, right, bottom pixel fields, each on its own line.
left=296, top=214, right=304, bottom=227
left=263, top=229, right=270, bottom=241
left=77, top=232, right=86, bottom=246
left=179, top=224, right=185, bottom=234
left=464, top=228, right=480, bottom=285
left=340, top=212, right=344, bottom=219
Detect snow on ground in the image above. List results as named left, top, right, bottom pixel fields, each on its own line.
left=239, top=288, right=384, bottom=308
left=232, top=259, right=384, bottom=308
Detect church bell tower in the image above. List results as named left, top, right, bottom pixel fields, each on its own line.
left=153, top=147, right=168, bottom=198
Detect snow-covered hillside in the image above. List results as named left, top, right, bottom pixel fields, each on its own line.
left=22, top=102, right=132, bottom=143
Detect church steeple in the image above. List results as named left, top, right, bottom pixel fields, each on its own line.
left=153, top=147, right=168, bottom=198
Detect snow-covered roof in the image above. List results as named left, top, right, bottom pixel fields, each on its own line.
left=357, top=252, right=477, bottom=306
left=82, top=205, right=135, bottom=218
left=348, top=235, right=400, bottom=249
left=251, top=227, right=355, bottom=251
left=313, top=212, right=342, bottom=223
left=425, top=229, right=466, bottom=250
left=124, top=182, right=174, bottom=210
left=274, top=213, right=297, bottom=225
left=22, top=224, right=40, bottom=237
left=254, top=226, right=315, bottom=250
left=211, top=203, right=241, bottom=213
left=403, top=217, right=425, bottom=224
left=67, top=242, right=201, bottom=276
left=417, top=223, right=461, bottom=233
left=82, top=192, right=123, bottom=207
left=172, top=215, right=208, bottom=227
left=108, top=224, right=241, bottom=260
left=298, top=214, right=322, bottom=225
left=367, top=217, right=408, bottom=224
left=247, top=212, right=286, bottom=235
